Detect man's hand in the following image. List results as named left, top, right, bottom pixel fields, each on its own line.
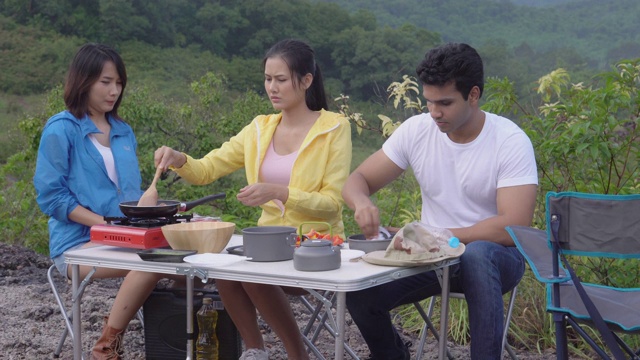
left=342, top=149, right=404, bottom=238
left=353, top=200, right=381, bottom=239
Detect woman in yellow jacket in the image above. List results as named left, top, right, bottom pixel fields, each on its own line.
left=155, top=39, right=351, bottom=360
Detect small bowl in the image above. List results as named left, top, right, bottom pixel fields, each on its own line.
left=162, top=221, right=236, bottom=254
left=347, top=234, right=393, bottom=253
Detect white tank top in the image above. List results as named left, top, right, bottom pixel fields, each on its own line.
left=89, top=134, right=118, bottom=186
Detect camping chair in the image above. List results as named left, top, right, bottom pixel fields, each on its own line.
left=47, top=264, right=144, bottom=358
left=506, top=191, right=640, bottom=360
left=412, top=286, right=519, bottom=360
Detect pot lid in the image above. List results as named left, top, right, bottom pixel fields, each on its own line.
left=300, top=239, right=332, bottom=247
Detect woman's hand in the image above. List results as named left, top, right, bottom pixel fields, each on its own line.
left=68, top=205, right=107, bottom=227
left=154, top=146, right=187, bottom=171
left=237, top=183, right=288, bottom=207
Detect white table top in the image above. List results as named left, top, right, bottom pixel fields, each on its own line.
left=65, top=234, right=459, bottom=292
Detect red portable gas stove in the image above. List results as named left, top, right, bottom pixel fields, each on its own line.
left=90, top=215, right=193, bottom=249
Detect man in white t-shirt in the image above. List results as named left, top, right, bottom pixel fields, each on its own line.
left=343, top=43, right=538, bottom=360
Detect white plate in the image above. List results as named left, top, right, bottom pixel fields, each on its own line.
left=341, top=249, right=365, bottom=262
left=183, top=253, right=247, bottom=267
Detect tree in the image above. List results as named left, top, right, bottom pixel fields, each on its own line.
left=192, top=2, right=247, bottom=55
left=98, top=0, right=150, bottom=43
left=331, top=24, right=440, bottom=100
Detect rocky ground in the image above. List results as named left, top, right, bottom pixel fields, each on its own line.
left=0, top=242, right=565, bottom=359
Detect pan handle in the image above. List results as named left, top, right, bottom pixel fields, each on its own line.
left=180, top=193, right=226, bottom=211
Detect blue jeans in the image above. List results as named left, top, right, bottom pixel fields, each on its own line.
left=346, top=241, right=524, bottom=360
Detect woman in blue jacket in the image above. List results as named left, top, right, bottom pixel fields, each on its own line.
left=34, top=43, right=167, bottom=359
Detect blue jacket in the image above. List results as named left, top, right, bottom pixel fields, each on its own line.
left=34, top=111, right=143, bottom=258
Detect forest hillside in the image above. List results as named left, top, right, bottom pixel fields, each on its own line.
left=320, top=0, right=640, bottom=68
left=2, top=0, right=639, bottom=166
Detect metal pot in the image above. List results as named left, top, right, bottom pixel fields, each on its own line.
left=241, top=226, right=297, bottom=262
left=294, top=239, right=341, bottom=271
left=347, top=233, right=393, bottom=253
left=119, top=193, right=226, bottom=218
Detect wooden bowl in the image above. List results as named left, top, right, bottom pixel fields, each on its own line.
left=162, top=221, right=235, bottom=254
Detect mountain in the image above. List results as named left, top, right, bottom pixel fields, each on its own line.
left=315, top=0, right=640, bottom=68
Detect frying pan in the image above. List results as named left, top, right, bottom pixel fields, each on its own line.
left=119, top=193, right=226, bottom=218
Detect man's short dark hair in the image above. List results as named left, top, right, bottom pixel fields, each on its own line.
left=416, top=43, right=484, bottom=100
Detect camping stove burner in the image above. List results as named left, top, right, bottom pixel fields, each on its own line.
left=90, top=214, right=193, bottom=249
left=131, top=218, right=166, bottom=227
left=104, top=214, right=193, bottom=227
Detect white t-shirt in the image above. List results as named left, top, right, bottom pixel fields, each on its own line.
left=382, top=111, right=537, bottom=229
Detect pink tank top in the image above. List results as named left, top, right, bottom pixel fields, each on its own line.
left=259, top=139, right=298, bottom=185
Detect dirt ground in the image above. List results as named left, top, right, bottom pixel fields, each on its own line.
left=0, top=242, right=565, bottom=359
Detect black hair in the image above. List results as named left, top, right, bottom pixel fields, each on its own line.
left=416, top=43, right=484, bottom=100
left=64, top=43, right=127, bottom=120
left=263, top=39, right=328, bottom=111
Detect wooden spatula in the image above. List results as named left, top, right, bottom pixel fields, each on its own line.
left=137, top=167, right=162, bottom=206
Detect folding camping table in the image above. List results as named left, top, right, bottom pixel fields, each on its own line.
left=65, top=235, right=459, bottom=360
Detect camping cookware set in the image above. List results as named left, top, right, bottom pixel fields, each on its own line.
left=225, top=222, right=342, bottom=271
left=90, top=193, right=227, bottom=249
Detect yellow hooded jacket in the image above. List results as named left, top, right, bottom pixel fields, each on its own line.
left=174, top=109, right=352, bottom=237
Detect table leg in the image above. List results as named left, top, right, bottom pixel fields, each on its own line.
left=71, top=264, right=82, bottom=360
left=438, top=265, right=451, bottom=360
left=186, top=275, right=194, bottom=360
left=335, top=292, right=346, bottom=360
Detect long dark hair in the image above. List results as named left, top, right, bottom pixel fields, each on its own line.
left=263, top=39, right=328, bottom=111
left=64, top=43, right=127, bottom=120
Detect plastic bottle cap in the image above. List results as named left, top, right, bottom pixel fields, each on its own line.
left=448, top=237, right=460, bottom=248
left=202, top=297, right=213, bottom=304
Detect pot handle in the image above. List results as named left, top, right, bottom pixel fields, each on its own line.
left=287, top=233, right=300, bottom=247
left=297, top=221, right=332, bottom=237
left=180, top=193, right=226, bottom=211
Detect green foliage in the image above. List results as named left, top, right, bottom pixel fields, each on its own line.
left=0, top=85, right=66, bottom=252
left=0, top=93, right=39, bottom=163
left=484, top=59, right=640, bottom=202
left=482, top=58, right=640, bottom=355
left=320, top=0, right=640, bottom=68
left=117, top=41, right=228, bottom=101
left=0, top=15, right=82, bottom=94
left=1, top=1, right=447, bottom=103
left=98, top=0, right=150, bottom=43
left=0, top=152, right=49, bottom=253
left=118, top=86, right=171, bottom=184
left=0, top=188, right=49, bottom=252
left=330, top=24, right=440, bottom=99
